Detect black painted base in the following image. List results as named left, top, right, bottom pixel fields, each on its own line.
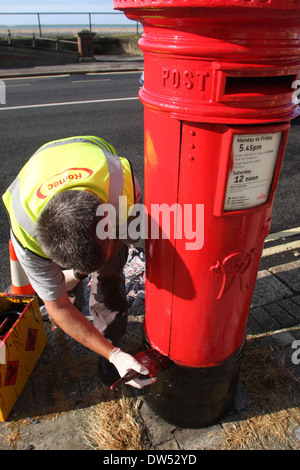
left=142, top=341, right=245, bottom=429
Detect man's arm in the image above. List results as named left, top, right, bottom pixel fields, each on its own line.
left=44, top=291, right=115, bottom=359
left=44, top=291, right=156, bottom=389
left=10, top=234, right=155, bottom=388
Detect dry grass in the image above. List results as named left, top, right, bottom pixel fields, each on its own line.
left=4, top=423, right=22, bottom=449
left=78, top=319, right=146, bottom=451
left=82, top=387, right=144, bottom=450
left=223, top=339, right=300, bottom=449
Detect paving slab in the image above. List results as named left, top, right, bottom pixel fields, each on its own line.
left=251, top=270, right=293, bottom=307
left=269, top=260, right=300, bottom=294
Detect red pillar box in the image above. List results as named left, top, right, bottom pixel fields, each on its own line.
left=114, top=0, right=300, bottom=427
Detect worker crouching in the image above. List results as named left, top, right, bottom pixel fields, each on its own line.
left=2, top=135, right=155, bottom=389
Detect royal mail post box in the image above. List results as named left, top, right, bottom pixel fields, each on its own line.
left=114, top=0, right=300, bottom=427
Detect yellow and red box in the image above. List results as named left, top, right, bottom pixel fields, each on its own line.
left=0, top=293, right=47, bottom=421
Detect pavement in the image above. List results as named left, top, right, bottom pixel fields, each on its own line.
left=0, top=257, right=299, bottom=452
left=0, top=56, right=299, bottom=453
left=0, top=54, right=144, bottom=78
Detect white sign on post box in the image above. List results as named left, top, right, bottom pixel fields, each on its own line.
left=224, top=132, right=282, bottom=211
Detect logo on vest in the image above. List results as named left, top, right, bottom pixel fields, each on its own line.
left=36, top=167, right=94, bottom=199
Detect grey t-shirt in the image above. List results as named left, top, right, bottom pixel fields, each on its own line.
left=11, top=176, right=142, bottom=302
left=11, top=230, right=66, bottom=301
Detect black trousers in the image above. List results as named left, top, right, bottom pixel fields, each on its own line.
left=88, top=244, right=129, bottom=347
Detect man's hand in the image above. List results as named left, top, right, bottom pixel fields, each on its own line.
left=109, top=347, right=156, bottom=389
left=44, top=293, right=155, bottom=389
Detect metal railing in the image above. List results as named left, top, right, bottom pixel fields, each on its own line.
left=3, top=30, right=77, bottom=52
left=0, top=12, right=141, bottom=37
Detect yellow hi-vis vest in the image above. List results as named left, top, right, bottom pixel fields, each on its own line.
left=2, top=136, right=135, bottom=258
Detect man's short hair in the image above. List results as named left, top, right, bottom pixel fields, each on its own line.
left=36, top=190, right=110, bottom=273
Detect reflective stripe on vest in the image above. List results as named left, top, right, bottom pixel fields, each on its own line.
left=30, top=136, right=116, bottom=159
left=7, top=176, right=37, bottom=238
left=2, top=136, right=134, bottom=257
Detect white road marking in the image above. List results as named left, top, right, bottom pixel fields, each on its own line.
left=2, top=71, right=140, bottom=81
left=2, top=74, right=71, bottom=81
left=86, top=71, right=141, bottom=76
left=71, top=79, right=111, bottom=83
left=0, top=96, right=139, bottom=111
left=5, top=84, right=31, bottom=88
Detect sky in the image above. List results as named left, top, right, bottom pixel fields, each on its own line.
left=0, top=1, right=130, bottom=26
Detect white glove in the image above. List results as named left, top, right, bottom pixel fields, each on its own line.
left=109, top=347, right=156, bottom=389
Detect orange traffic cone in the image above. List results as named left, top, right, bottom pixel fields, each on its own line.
left=9, top=239, right=36, bottom=295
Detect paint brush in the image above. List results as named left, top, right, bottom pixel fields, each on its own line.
left=110, top=348, right=171, bottom=391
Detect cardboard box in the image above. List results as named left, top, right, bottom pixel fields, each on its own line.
left=0, top=294, right=47, bottom=421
